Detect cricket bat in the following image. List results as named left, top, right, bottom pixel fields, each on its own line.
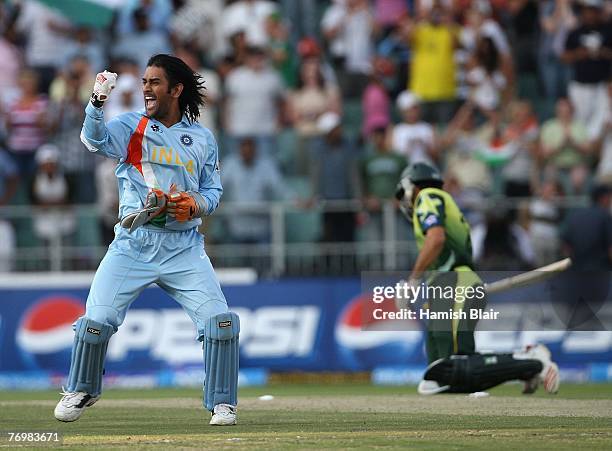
left=484, top=258, right=572, bottom=294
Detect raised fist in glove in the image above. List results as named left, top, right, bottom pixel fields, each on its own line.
left=91, top=70, right=118, bottom=107
left=167, top=192, right=199, bottom=222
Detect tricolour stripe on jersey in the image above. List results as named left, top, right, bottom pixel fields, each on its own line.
left=141, top=129, right=160, bottom=189
left=126, top=116, right=149, bottom=176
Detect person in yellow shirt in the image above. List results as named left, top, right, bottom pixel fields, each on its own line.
left=405, top=4, right=458, bottom=124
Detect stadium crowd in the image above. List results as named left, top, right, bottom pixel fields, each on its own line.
left=0, top=0, right=610, bottom=274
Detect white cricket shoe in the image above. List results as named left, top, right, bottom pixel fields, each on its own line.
left=519, top=344, right=560, bottom=394
left=54, top=389, right=100, bottom=422
left=209, top=403, right=237, bottom=426
left=417, top=379, right=450, bottom=395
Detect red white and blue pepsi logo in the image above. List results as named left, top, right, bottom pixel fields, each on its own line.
left=16, top=296, right=85, bottom=368
left=334, top=293, right=422, bottom=370
left=180, top=134, right=193, bottom=146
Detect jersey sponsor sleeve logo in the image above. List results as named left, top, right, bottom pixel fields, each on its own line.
left=218, top=321, right=232, bottom=328
left=87, top=327, right=101, bottom=335
left=215, top=160, right=220, bottom=172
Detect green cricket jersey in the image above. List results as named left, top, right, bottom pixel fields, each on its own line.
left=412, top=187, right=474, bottom=271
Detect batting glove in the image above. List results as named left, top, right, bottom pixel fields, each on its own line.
left=91, top=70, right=118, bottom=107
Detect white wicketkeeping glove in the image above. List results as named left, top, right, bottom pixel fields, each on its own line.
left=91, top=70, right=118, bottom=106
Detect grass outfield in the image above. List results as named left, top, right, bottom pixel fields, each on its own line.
left=1, top=384, right=612, bottom=449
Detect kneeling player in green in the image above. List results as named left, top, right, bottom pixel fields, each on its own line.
left=395, top=163, right=560, bottom=395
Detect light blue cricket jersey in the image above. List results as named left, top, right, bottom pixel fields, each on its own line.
left=80, top=102, right=222, bottom=231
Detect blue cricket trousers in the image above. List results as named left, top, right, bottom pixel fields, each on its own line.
left=85, top=224, right=228, bottom=340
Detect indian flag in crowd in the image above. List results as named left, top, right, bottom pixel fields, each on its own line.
left=34, top=0, right=124, bottom=28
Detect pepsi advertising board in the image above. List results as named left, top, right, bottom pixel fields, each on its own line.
left=1, top=277, right=612, bottom=389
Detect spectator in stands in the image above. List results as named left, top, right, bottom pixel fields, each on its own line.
left=296, top=36, right=338, bottom=89
left=361, top=56, right=392, bottom=139
left=95, top=159, right=119, bottom=247
left=540, top=97, right=593, bottom=194
left=5, top=69, right=49, bottom=181
left=0, top=148, right=18, bottom=272
left=49, top=55, right=93, bottom=105
left=117, top=0, right=173, bottom=35
left=528, top=177, right=563, bottom=266
left=478, top=207, right=536, bottom=270
left=222, top=137, right=286, bottom=243
left=439, top=101, right=492, bottom=194
left=538, top=0, right=576, bottom=109
left=373, top=0, right=409, bottom=37
left=14, top=0, right=72, bottom=93
left=505, top=0, right=540, bottom=99
left=562, top=0, right=611, bottom=139
left=387, top=90, right=436, bottom=165
left=405, top=2, right=458, bottom=124
left=466, top=36, right=506, bottom=117
left=287, top=58, right=341, bottom=175
left=221, top=0, right=278, bottom=48
left=170, top=0, right=225, bottom=60
left=500, top=100, right=539, bottom=197
left=556, top=182, right=611, bottom=330
left=415, top=0, right=453, bottom=18
left=280, top=0, right=318, bottom=46
left=312, top=112, right=360, bottom=243
left=461, top=0, right=514, bottom=93
left=223, top=46, right=285, bottom=157
left=30, top=144, right=75, bottom=252
left=595, top=80, right=612, bottom=184
left=0, top=22, right=22, bottom=107
left=322, top=0, right=374, bottom=98
left=113, top=8, right=172, bottom=72
left=376, top=15, right=411, bottom=97
left=217, top=31, right=249, bottom=81
left=359, top=127, right=406, bottom=241
left=561, top=183, right=612, bottom=270
left=266, top=12, right=296, bottom=88
left=63, top=26, right=106, bottom=74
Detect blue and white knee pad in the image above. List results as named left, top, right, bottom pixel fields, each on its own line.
left=66, top=317, right=115, bottom=396
left=202, top=311, right=240, bottom=411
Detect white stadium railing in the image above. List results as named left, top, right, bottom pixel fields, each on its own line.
left=0, top=196, right=589, bottom=276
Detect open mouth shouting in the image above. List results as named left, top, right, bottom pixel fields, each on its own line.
left=144, top=95, right=157, bottom=114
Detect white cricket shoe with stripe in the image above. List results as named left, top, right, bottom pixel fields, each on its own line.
left=209, top=403, right=237, bottom=426
left=54, top=389, right=100, bottom=422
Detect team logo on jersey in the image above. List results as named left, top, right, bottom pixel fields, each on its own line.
left=215, top=160, right=220, bottom=172
left=424, top=215, right=439, bottom=227
left=151, top=124, right=160, bottom=132
left=180, top=134, right=194, bottom=146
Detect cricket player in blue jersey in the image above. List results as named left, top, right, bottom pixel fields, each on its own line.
left=54, top=54, right=239, bottom=426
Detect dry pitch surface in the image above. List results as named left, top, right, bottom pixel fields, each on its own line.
left=1, top=384, right=611, bottom=449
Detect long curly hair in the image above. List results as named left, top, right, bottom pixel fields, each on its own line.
left=146, top=54, right=205, bottom=123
